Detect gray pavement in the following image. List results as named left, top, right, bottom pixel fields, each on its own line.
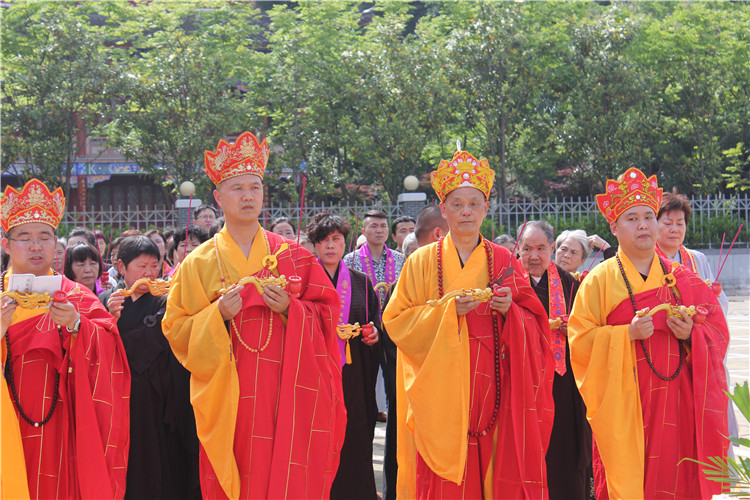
left=371, top=289, right=750, bottom=492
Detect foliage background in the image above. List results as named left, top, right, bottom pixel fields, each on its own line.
left=2, top=1, right=749, bottom=204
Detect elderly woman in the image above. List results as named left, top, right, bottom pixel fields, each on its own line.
left=306, top=212, right=381, bottom=500
left=554, top=229, right=612, bottom=274
left=64, top=242, right=109, bottom=295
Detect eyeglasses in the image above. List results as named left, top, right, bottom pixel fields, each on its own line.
left=7, top=236, right=55, bottom=246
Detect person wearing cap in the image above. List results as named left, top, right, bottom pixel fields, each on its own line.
left=517, top=220, right=592, bottom=499
left=162, top=132, right=346, bottom=499
left=568, top=168, right=729, bottom=499
left=0, top=179, right=130, bottom=499
left=383, top=149, right=554, bottom=498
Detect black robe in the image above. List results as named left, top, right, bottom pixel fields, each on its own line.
left=327, top=266, right=383, bottom=500
left=99, top=287, right=201, bottom=500
left=529, top=265, right=592, bottom=500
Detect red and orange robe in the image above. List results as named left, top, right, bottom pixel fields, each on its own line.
left=1, top=271, right=130, bottom=499
left=569, top=250, right=729, bottom=499
left=383, top=233, right=554, bottom=499
left=163, top=227, right=346, bottom=499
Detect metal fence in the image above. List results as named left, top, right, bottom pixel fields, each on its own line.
left=61, top=193, right=750, bottom=248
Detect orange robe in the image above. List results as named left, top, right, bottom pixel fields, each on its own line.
left=163, top=227, right=346, bottom=499
left=382, top=234, right=554, bottom=499
left=568, top=251, right=729, bottom=499
left=1, top=271, right=130, bottom=499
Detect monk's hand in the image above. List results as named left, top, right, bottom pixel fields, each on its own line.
left=361, top=323, right=379, bottom=345
left=218, top=284, right=244, bottom=321
left=1, top=296, right=18, bottom=337
left=489, top=287, right=512, bottom=317
left=263, top=284, right=290, bottom=316
left=667, top=308, right=693, bottom=340
left=455, top=295, right=480, bottom=316
left=560, top=317, right=568, bottom=335
left=50, top=300, right=80, bottom=332
left=629, top=314, right=653, bottom=340
left=107, top=290, right=125, bottom=321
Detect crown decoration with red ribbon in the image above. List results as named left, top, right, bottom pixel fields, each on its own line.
left=204, top=131, right=270, bottom=185
left=430, top=145, right=495, bottom=202
left=596, top=167, right=662, bottom=223
left=1, top=179, right=66, bottom=233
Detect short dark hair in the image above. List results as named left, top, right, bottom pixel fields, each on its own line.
left=64, top=243, right=102, bottom=282
left=120, top=229, right=142, bottom=238
left=117, top=235, right=160, bottom=268
left=306, top=212, right=351, bottom=244
left=67, top=228, right=96, bottom=246
left=391, top=216, right=416, bottom=235
left=362, top=210, right=387, bottom=226
left=658, top=191, right=692, bottom=224
left=268, top=217, right=296, bottom=234
left=172, top=225, right=209, bottom=248
left=194, top=204, right=218, bottom=219
left=93, top=229, right=106, bottom=242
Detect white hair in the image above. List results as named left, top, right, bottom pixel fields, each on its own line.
left=555, top=229, right=592, bottom=260
left=401, top=232, right=418, bottom=257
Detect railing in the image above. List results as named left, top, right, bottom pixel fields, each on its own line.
left=60, top=193, right=750, bottom=248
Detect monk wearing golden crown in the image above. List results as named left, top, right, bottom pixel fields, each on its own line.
left=382, top=148, right=555, bottom=498
left=162, top=132, right=346, bottom=499
left=0, top=179, right=130, bottom=499
left=568, top=167, right=729, bottom=499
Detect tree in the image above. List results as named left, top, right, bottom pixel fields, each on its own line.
left=1, top=2, right=122, bottom=200
left=102, top=2, right=264, bottom=202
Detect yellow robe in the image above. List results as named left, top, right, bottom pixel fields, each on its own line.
left=163, top=228, right=269, bottom=499
left=567, top=251, right=648, bottom=499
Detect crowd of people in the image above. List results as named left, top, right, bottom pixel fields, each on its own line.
left=0, top=130, right=733, bottom=500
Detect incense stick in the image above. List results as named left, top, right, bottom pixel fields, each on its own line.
left=511, top=220, right=527, bottom=256
left=586, top=245, right=605, bottom=273
left=716, top=224, right=743, bottom=281
left=716, top=232, right=726, bottom=278
left=182, top=194, right=193, bottom=262
left=296, top=174, right=307, bottom=264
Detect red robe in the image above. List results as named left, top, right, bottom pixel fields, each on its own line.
left=598, top=260, right=728, bottom=499
left=3, top=275, right=130, bottom=499
left=163, top=228, right=346, bottom=499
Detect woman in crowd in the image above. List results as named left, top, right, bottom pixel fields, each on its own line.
left=306, top=212, right=382, bottom=500
left=64, top=242, right=110, bottom=294
left=53, top=237, right=67, bottom=274
left=101, top=235, right=200, bottom=499
left=554, top=229, right=612, bottom=274
left=268, top=217, right=296, bottom=241
left=144, top=228, right=170, bottom=277
left=165, top=225, right=208, bottom=276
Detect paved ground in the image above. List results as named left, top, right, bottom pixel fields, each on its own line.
left=372, top=289, right=750, bottom=493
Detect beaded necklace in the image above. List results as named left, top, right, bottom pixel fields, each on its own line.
left=615, top=254, right=684, bottom=381
left=2, top=269, right=64, bottom=427
left=212, top=232, right=274, bottom=354
left=437, top=237, right=501, bottom=438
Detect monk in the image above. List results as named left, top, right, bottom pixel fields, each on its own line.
left=568, top=167, right=729, bottom=499
left=0, top=179, right=130, bottom=499
left=162, top=131, right=346, bottom=499
left=383, top=148, right=554, bottom=499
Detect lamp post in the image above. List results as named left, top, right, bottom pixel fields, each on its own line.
left=175, top=180, right=201, bottom=228
left=397, top=174, right=426, bottom=218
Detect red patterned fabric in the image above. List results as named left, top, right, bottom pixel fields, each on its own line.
left=4, top=276, right=130, bottom=499
left=415, top=244, right=555, bottom=498
left=198, top=231, right=346, bottom=499
left=599, top=261, right=728, bottom=499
